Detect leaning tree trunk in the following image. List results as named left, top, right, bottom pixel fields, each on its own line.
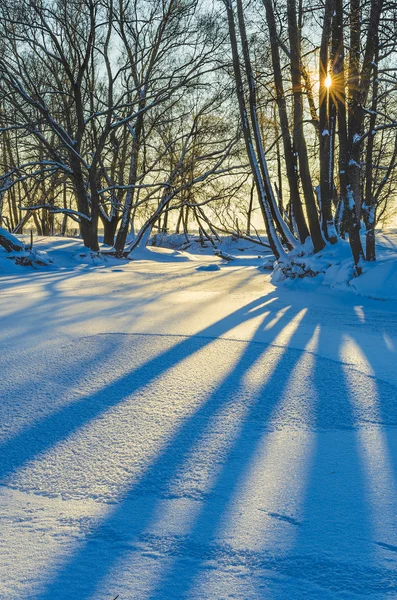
left=224, top=0, right=285, bottom=261
left=0, top=227, right=24, bottom=252
left=287, top=0, right=325, bottom=252
left=236, top=0, right=296, bottom=251
left=262, top=0, right=309, bottom=244
left=128, top=190, right=174, bottom=255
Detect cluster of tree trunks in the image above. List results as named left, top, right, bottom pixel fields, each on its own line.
left=224, top=0, right=389, bottom=272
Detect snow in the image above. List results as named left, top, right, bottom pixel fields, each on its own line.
left=196, top=263, right=221, bottom=271
left=1, top=234, right=397, bottom=599
left=348, top=159, right=361, bottom=168
left=126, top=244, right=197, bottom=263
left=271, top=231, right=397, bottom=302
left=351, top=258, right=397, bottom=300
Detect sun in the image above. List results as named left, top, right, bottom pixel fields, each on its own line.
left=324, top=74, right=332, bottom=89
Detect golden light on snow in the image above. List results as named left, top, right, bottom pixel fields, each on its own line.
left=341, top=336, right=397, bottom=555
left=90, top=309, right=310, bottom=598
left=324, top=74, right=332, bottom=89
left=186, top=325, right=319, bottom=599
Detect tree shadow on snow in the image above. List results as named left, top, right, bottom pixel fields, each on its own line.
left=2, top=283, right=397, bottom=599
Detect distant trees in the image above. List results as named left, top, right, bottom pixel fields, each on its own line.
left=0, top=0, right=396, bottom=272
left=0, top=0, right=239, bottom=252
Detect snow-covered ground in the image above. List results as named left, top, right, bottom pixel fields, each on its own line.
left=1, top=234, right=397, bottom=599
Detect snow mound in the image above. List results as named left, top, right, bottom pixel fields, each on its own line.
left=350, top=258, right=397, bottom=300
left=0, top=245, right=53, bottom=273
left=72, top=250, right=111, bottom=266
left=0, top=227, right=53, bottom=271
left=196, top=264, right=221, bottom=272
left=272, top=238, right=351, bottom=282
left=130, top=245, right=197, bottom=262
left=272, top=238, right=397, bottom=301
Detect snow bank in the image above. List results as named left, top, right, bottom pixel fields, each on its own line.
left=272, top=237, right=397, bottom=301
left=0, top=233, right=53, bottom=273
left=351, top=258, right=397, bottom=300
left=150, top=232, right=270, bottom=256
left=196, top=263, right=220, bottom=272
left=1, top=233, right=396, bottom=302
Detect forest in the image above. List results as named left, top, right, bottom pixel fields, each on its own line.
left=0, top=0, right=396, bottom=276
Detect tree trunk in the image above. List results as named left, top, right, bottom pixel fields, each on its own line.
left=246, top=179, right=255, bottom=235
left=363, top=44, right=379, bottom=261
left=102, top=216, right=120, bottom=246
left=175, top=207, right=184, bottom=234
left=319, top=0, right=337, bottom=241
left=70, top=157, right=99, bottom=251
left=287, top=0, right=325, bottom=252
left=114, top=133, right=141, bottom=253
left=224, top=0, right=285, bottom=261
left=346, top=0, right=383, bottom=267
left=236, top=0, right=296, bottom=251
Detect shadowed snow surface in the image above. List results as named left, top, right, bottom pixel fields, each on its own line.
left=1, top=237, right=397, bottom=599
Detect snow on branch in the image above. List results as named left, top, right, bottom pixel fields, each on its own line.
left=0, top=227, right=25, bottom=252
left=19, top=205, right=91, bottom=223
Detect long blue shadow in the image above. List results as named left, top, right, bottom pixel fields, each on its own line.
left=31, top=299, right=301, bottom=599
left=147, top=320, right=397, bottom=599
left=0, top=295, right=278, bottom=483
left=266, top=326, right=383, bottom=599
left=142, top=312, right=315, bottom=600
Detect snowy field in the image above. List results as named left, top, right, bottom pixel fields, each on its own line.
left=1, top=235, right=397, bottom=599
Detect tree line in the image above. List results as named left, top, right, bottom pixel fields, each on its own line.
left=0, top=0, right=396, bottom=271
